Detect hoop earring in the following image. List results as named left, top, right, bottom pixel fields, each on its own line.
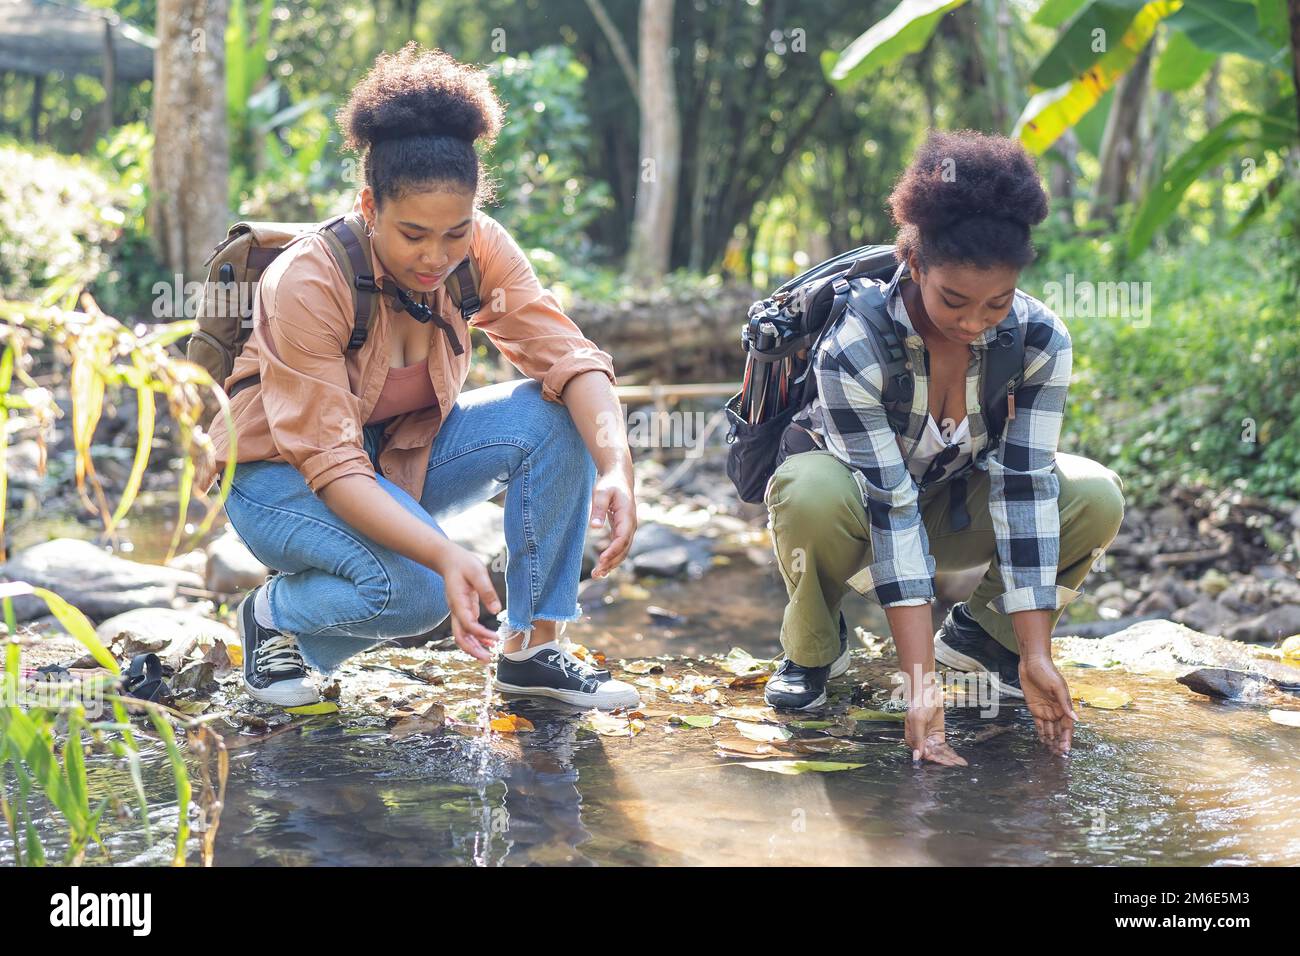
left=364, top=220, right=375, bottom=238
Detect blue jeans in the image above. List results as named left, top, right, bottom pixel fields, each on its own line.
left=222, top=378, right=597, bottom=675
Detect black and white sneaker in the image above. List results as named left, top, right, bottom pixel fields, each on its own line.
left=237, top=580, right=320, bottom=707
left=764, top=613, right=852, bottom=711
left=933, top=601, right=1024, bottom=699
left=494, top=639, right=641, bottom=710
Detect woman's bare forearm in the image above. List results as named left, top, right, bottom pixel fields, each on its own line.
left=318, top=474, right=454, bottom=570
left=884, top=602, right=938, bottom=700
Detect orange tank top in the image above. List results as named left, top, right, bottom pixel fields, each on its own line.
left=365, top=362, right=439, bottom=424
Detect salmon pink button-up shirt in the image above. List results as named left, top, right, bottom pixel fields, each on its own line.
left=204, top=194, right=617, bottom=501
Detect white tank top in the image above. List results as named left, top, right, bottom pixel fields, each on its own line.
left=907, top=414, right=973, bottom=484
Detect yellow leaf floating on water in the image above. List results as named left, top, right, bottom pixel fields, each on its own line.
left=1070, top=684, right=1132, bottom=709
left=581, top=710, right=645, bottom=736
left=1269, top=709, right=1300, bottom=728
left=285, top=702, right=340, bottom=715
left=737, top=760, right=865, bottom=775
left=1280, top=635, right=1300, bottom=661
left=491, top=713, right=535, bottom=733
left=735, top=720, right=793, bottom=742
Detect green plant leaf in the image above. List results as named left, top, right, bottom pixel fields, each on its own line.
left=1165, top=0, right=1284, bottom=63
left=1153, top=25, right=1219, bottom=90
left=822, top=0, right=971, bottom=89
left=1014, top=0, right=1183, bottom=154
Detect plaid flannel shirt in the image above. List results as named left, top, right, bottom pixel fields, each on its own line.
left=791, top=265, right=1078, bottom=616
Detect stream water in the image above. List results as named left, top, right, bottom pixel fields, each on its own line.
left=4, top=506, right=1300, bottom=866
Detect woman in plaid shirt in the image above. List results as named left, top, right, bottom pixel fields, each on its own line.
left=764, top=130, right=1125, bottom=765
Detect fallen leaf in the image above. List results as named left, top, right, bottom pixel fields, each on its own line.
left=715, top=737, right=783, bottom=758
left=631, top=708, right=673, bottom=719
left=788, top=719, right=834, bottom=730
left=581, top=710, right=645, bottom=737
left=845, top=707, right=905, bottom=723
left=736, top=760, right=865, bottom=775
left=727, top=672, right=771, bottom=689
left=735, top=720, right=793, bottom=742
left=786, top=737, right=860, bottom=755
left=1071, top=684, right=1132, bottom=709
left=621, top=660, right=665, bottom=675
left=171, top=699, right=211, bottom=716
left=670, top=714, right=721, bottom=729
left=1268, top=709, right=1300, bottom=728
left=389, top=703, right=447, bottom=740
left=491, top=713, right=536, bottom=733
left=617, top=583, right=652, bottom=601
left=716, top=706, right=777, bottom=722
left=226, top=642, right=244, bottom=667
left=285, top=701, right=340, bottom=716
left=719, top=647, right=776, bottom=677
left=1280, top=635, right=1300, bottom=661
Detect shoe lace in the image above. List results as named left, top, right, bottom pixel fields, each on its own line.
left=555, top=640, right=601, bottom=682
left=257, top=633, right=306, bottom=676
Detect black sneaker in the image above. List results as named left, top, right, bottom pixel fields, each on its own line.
left=237, top=578, right=320, bottom=707
left=494, top=641, right=641, bottom=710
left=933, top=601, right=1024, bottom=699
left=764, top=613, right=852, bottom=711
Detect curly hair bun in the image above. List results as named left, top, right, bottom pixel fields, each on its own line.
left=338, top=43, right=504, bottom=153
left=888, top=129, right=1049, bottom=269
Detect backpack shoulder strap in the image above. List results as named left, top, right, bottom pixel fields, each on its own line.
left=846, top=273, right=913, bottom=424
left=980, top=305, right=1026, bottom=443
left=319, top=212, right=380, bottom=350
left=443, top=256, right=481, bottom=321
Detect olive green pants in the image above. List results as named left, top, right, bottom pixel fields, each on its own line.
left=764, top=451, right=1126, bottom=666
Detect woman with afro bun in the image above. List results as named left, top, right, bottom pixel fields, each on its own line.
left=763, top=129, right=1125, bottom=764
left=208, top=44, right=641, bottom=712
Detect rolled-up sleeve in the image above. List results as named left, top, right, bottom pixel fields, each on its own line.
left=986, top=307, right=1080, bottom=615
left=259, top=244, right=376, bottom=496
left=469, top=215, right=616, bottom=403
left=816, top=340, right=937, bottom=607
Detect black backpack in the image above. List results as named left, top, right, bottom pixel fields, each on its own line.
left=722, top=244, right=1025, bottom=530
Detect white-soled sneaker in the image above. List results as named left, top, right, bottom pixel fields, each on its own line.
left=494, top=636, right=640, bottom=711
left=237, top=584, right=320, bottom=707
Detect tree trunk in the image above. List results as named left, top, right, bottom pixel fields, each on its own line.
left=1090, top=38, right=1154, bottom=227
left=626, top=0, right=681, bottom=283
left=1289, top=0, right=1300, bottom=135
left=149, top=0, right=231, bottom=284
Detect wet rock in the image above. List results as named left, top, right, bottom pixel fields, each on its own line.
left=5, top=439, right=47, bottom=491
left=0, top=538, right=203, bottom=623
left=1217, top=580, right=1269, bottom=616
left=1134, top=590, right=1178, bottom=617
left=628, top=522, right=693, bottom=558
left=172, top=659, right=217, bottom=694
left=95, top=607, right=237, bottom=671
left=1221, top=605, right=1300, bottom=645
left=167, top=549, right=209, bottom=577
left=1149, top=504, right=1187, bottom=532
left=1171, top=596, right=1236, bottom=636
left=1053, top=619, right=1300, bottom=689
left=204, top=530, right=269, bottom=594
left=1198, top=568, right=1232, bottom=598
left=647, top=606, right=686, bottom=627
left=632, top=545, right=692, bottom=578
left=1176, top=668, right=1285, bottom=702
